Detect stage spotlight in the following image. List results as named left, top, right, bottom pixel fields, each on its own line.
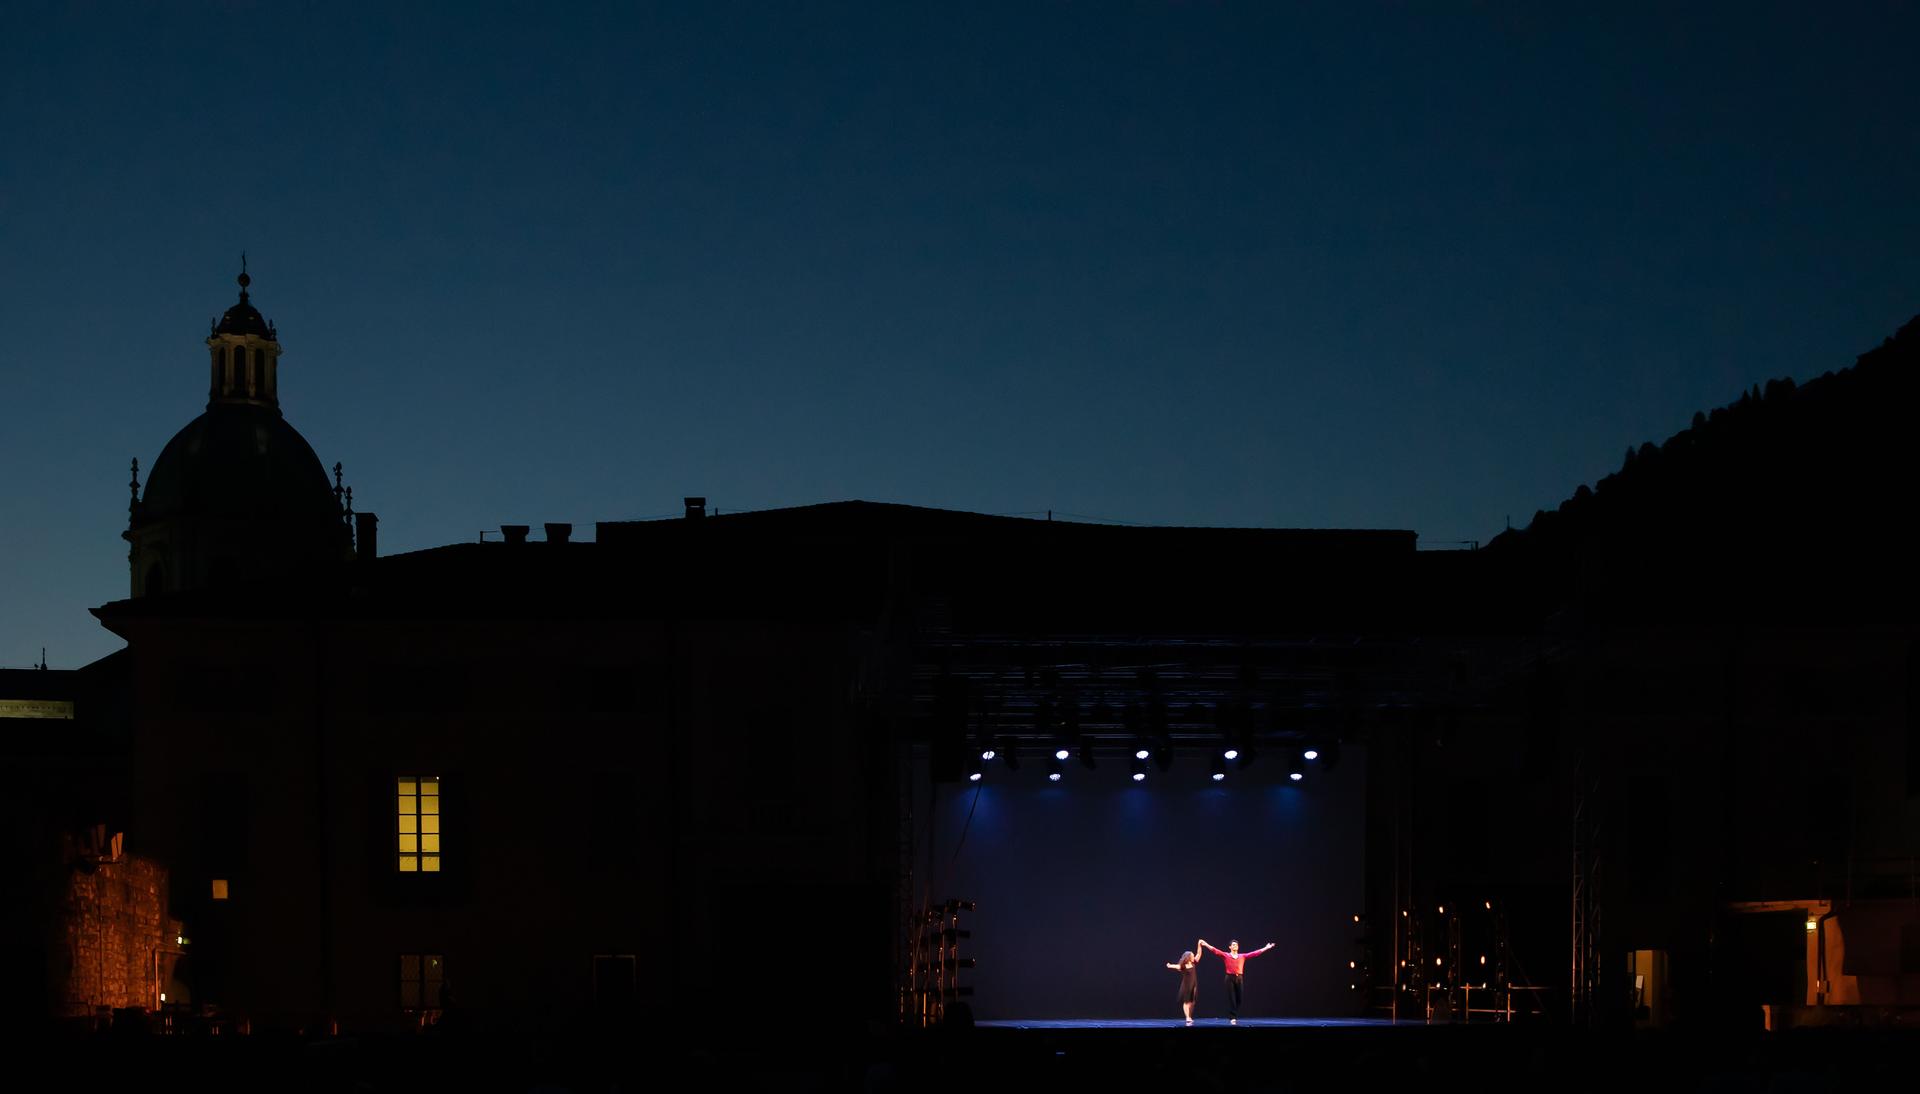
left=1438, top=905, right=1446, bottom=915
left=980, top=745, right=996, bottom=762
left=1054, top=746, right=1071, bottom=761
left=966, top=754, right=983, bottom=782
left=1303, top=747, right=1320, bottom=761
left=1223, top=746, right=1240, bottom=761
left=1134, top=743, right=1151, bottom=760
left=1130, top=755, right=1147, bottom=782
left=1046, top=754, right=1064, bottom=782
left=1210, top=754, right=1227, bottom=781
left=1288, top=770, right=1303, bottom=782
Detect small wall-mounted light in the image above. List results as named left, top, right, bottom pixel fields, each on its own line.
left=1805, top=916, right=1819, bottom=933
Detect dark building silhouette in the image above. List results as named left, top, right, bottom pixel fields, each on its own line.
left=26, top=273, right=1920, bottom=1036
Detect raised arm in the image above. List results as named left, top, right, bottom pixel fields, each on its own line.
left=1252, top=942, right=1276, bottom=957
left=1199, top=939, right=1224, bottom=956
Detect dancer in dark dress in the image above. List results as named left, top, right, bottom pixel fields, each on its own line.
left=1164, top=943, right=1203, bottom=1025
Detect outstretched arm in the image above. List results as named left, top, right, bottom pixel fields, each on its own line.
left=1199, top=939, right=1224, bottom=956
left=1256, top=943, right=1276, bottom=956
left=1165, top=962, right=1181, bottom=970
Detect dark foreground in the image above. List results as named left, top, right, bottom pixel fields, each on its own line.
left=13, top=1019, right=1920, bottom=1092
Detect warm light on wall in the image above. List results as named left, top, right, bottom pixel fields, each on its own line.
left=1805, top=916, right=1819, bottom=933
left=211, top=879, right=229, bottom=900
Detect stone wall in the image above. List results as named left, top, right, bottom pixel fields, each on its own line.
left=55, top=854, right=169, bottom=1016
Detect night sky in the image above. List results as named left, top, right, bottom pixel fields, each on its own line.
left=4, top=2, right=1916, bottom=668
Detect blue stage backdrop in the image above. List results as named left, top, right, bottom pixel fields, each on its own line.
left=932, top=748, right=1365, bottom=1020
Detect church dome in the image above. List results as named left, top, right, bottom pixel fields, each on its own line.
left=140, top=404, right=339, bottom=525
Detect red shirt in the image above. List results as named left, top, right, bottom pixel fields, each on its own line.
left=1201, top=942, right=1267, bottom=975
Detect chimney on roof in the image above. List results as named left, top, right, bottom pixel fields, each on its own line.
left=355, top=512, right=378, bottom=560
left=544, top=522, right=572, bottom=543
left=501, top=524, right=530, bottom=545
left=684, top=497, right=706, bottom=520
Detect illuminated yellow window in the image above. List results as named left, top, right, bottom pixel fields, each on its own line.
left=397, top=777, right=442, bottom=872
left=399, top=953, right=444, bottom=1010
left=211, top=879, right=229, bottom=900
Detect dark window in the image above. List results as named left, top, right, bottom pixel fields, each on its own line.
left=399, top=953, right=444, bottom=1010
left=592, top=955, right=636, bottom=1006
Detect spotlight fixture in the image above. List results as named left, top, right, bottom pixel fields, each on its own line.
left=980, top=745, right=996, bottom=762
left=1134, top=742, right=1151, bottom=761
left=1222, top=745, right=1240, bottom=761
left=1287, top=746, right=1308, bottom=782
left=966, top=754, right=983, bottom=782
left=1210, top=754, right=1227, bottom=781
left=1129, top=755, right=1148, bottom=782
left=1288, top=770, right=1303, bottom=782
left=1303, top=747, right=1320, bottom=761
left=1054, top=746, right=1071, bottom=761
left=1046, top=754, right=1064, bottom=782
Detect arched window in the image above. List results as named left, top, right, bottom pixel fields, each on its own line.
left=246, top=348, right=258, bottom=395
left=221, top=346, right=233, bottom=395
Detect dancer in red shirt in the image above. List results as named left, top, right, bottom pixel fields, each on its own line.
left=1198, top=938, right=1274, bottom=1024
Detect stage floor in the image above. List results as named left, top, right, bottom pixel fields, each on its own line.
left=978, top=1017, right=1397, bottom=1030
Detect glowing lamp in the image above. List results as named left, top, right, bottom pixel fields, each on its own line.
left=1303, top=748, right=1319, bottom=760
left=1054, top=748, right=1070, bottom=761
left=1288, top=771, right=1303, bottom=782
left=1048, top=772, right=1062, bottom=782
left=1223, top=747, right=1239, bottom=760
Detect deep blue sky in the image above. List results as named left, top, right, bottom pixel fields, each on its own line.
left=4, top=2, right=1917, bottom=667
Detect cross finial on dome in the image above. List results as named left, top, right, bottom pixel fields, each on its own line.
left=237, top=252, right=251, bottom=300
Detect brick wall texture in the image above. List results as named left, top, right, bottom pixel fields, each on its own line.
left=55, top=855, right=169, bottom=1015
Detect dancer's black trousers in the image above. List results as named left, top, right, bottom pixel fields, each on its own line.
left=1225, top=973, right=1243, bottom=1018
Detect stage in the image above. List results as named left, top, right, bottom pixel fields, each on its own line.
left=978, top=1017, right=1396, bottom=1030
